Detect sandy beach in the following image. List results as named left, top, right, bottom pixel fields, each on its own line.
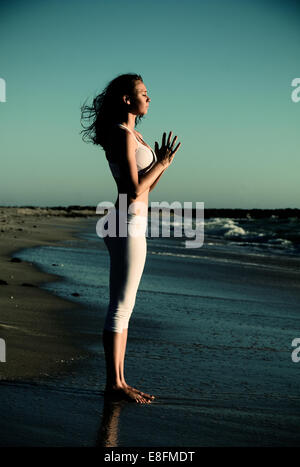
left=1, top=206, right=300, bottom=447
left=0, top=207, right=95, bottom=380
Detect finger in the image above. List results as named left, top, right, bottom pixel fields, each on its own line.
left=171, top=142, right=181, bottom=154
left=170, top=135, right=177, bottom=149
left=167, top=131, right=173, bottom=146
left=162, top=132, right=166, bottom=147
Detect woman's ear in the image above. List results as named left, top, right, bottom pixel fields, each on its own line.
left=122, top=94, right=131, bottom=105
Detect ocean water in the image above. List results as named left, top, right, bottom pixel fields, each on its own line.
left=11, top=215, right=300, bottom=446
left=203, top=215, right=300, bottom=256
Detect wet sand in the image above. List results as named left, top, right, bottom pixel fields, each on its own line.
left=0, top=207, right=95, bottom=380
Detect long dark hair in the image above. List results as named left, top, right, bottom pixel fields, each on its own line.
left=80, top=73, right=144, bottom=151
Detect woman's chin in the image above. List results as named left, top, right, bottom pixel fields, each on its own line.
left=137, top=108, right=148, bottom=117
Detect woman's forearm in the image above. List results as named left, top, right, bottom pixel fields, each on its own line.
left=149, top=168, right=166, bottom=192
left=133, top=162, right=167, bottom=198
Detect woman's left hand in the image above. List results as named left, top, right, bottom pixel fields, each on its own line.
left=154, top=131, right=181, bottom=167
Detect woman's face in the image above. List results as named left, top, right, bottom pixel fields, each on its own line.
left=129, top=80, right=151, bottom=116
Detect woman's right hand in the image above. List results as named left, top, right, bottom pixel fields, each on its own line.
left=154, top=131, right=181, bottom=168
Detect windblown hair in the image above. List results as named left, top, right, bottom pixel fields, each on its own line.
left=80, top=73, right=144, bottom=151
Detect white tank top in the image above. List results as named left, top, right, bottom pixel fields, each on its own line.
left=108, top=124, right=157, bottom=179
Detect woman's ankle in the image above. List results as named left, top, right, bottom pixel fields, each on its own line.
left=105, top=381, right=123, bottom=391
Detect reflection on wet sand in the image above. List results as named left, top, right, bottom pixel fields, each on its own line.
left=96, top=395, right=127, bottom=447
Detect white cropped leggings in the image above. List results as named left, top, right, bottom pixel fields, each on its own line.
left=103, top=210, right=147, bottom=333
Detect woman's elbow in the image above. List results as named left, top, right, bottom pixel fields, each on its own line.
left=130, top=190, right=138, bottom=200
left=128, top=183, right=140, bottom=200
left=126, top=177, right=144, bottom=199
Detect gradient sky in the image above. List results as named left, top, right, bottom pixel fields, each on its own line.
left=1, top=0, right=299, bottom=208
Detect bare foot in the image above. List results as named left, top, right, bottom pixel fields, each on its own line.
left=124, top=383, right=155, bottom=401
left=104, top=385, right=151, bottom=404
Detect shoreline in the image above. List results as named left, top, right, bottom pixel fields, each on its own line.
left=0, top=207, right=97, bottom=381
left=1, top=208, right=300, bottom=446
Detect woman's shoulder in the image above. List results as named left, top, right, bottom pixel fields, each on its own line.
left=109, top=124, right=139, bottom=139
left=117, top=125, right=142, bottom=142
left=107, top=124, right=134, bottom=141
left=105, top=125, right=137, bottom=160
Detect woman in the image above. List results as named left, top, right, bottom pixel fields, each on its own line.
left=81, top=73, right=181, bottom=403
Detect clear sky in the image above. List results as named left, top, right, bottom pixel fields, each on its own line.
left=1, top=0, right=299, bottom=208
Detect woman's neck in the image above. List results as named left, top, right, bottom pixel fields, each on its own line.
left=120, top=113, right=136, bottom=131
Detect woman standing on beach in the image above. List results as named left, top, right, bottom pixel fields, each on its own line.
left=81, top=73, right=181, bottom=403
